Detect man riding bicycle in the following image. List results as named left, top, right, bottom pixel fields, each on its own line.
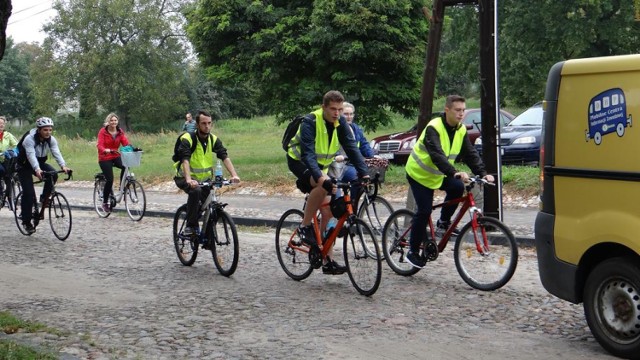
left=405, top=95, right=494, bottom=269
left=174, top=110, right=240, bottom=236
left=285, top=90, right=369, bottom=275
left=16, top=117, right=72, bottom=234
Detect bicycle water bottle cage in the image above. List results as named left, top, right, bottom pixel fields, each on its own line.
left=330, top=196, right=347, bottom=218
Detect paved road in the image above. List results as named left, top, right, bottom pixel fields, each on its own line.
left=0, top=209, right=614, bottom=359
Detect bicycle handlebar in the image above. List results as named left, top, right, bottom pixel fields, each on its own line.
left=42, top=169, right=73, bottom=181
left=199, top=179, right=234, bottom=188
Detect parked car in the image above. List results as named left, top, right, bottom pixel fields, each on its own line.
left=475, top=102, right=543, bottom=165
left=370, top=109, right=515, bottom=164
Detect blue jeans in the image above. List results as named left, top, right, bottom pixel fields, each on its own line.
left=407, top=174, right=464, bottom=253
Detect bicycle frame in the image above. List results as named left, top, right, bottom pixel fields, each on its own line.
left=112, top=166, right=134, bottom=204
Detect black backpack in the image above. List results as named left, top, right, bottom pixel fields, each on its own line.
left=282, top=114, right=313, bottom=151
left=172, top=132, right=213, bottom=162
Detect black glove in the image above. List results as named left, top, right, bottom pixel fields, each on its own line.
left=322, top=178, right=334, bottom=193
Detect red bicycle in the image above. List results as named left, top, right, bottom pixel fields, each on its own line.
left=381, top=176, right=518, bottom=291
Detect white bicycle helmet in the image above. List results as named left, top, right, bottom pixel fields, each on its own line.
left=36, top=117, right=54, bottom=128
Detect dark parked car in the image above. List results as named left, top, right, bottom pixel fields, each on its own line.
left=370, top=109, right=515, bottom=164
left=475, top=102, right=543, bottom=165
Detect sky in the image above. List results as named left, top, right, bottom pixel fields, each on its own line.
left=6, top=0, right=57, bottom=44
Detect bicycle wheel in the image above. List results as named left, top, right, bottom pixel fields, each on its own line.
left=9, top=175, right=21, bottom=212
left=173, top=204, right=199, bottom=266
left=124, top=180, right=146, bottom=221
left=343, top=218, right=382, bottom=296
left=454, top=216, right=518, bottom=291
left=275, top=209, right=313, bottom=281
left=13, top=191, right=32, bottom=236
left=49, top=192, right=72, bottom=241
left=93, top=178, right=111, bottom=218
left=381, top=208, right=421, bottom=276
left=210, top=210, right=239, bottom=277
left=357, top=195, right=393, bottom=257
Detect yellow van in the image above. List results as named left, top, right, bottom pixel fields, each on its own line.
left=536, top=53, right=640, bottom=359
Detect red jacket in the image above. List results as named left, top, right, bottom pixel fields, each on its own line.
left=97, top=126, right=130, bottom=162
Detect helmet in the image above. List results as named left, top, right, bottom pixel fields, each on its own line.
left=36, top=117, right=54, bottom=128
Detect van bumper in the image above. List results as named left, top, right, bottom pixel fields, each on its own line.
left=534, top=212, right=581, bottom=303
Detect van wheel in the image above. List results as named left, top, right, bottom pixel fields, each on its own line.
left=583, top=257, right=640, bottom=359
left=616, top=123, right=625, bottom=137
left=594, top=132, right=602, bottom=145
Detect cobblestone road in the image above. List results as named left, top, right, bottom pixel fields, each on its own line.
left=0, top=210, right=615, bottom=359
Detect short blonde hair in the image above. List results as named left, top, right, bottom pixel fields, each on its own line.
left=104, top=112, right=118, bottom=126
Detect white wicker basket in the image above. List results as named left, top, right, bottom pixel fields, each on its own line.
left=121, top=151, right=142, bottom=168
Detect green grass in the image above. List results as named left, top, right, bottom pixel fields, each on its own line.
left=0, top=311, right=64, bottom=360
left=49, top=113, right=538, bottom=193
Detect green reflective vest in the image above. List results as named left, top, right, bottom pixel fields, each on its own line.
left=287, top=108, right=340, bottom=169
left=174, top=132, right=218, bottom=181
left=405, top=117, right=465, bottom=189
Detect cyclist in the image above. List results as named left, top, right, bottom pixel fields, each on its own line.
left=174, top=110, right=240, bottom=236
left=96, top=112, right=131, bottom=213
left=16, top=117, right=72, bottom=234
left=404, top=95, right=494, bottom=269
left=286, top=90, right=369, bottom=275
left=0, top=116, right=18, bottom=198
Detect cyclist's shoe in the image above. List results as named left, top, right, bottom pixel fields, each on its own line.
left=183, top=226, right=199, bottom=237
left=405, top=250, right=426, bottom=269
left=101, top=203, right=111, bottom=213
left=437, top=220, right=460, bottom=236
left=322, top=258, right=347, bottom=275
left=297, top=224, right=318, bottom=248
left=23, top=221, right=36, bottom=235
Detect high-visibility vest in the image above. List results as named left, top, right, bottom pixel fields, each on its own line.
left=175, top=132, right=218, bottom=181
left=287, top=108, right=340, bottom=169
left=405, top=117, right=465, bottom=189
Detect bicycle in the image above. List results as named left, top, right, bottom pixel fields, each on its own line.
left=381, top=176, right=518, bottom=291
left=275, top=179, right=382, bottom=296
left=173, top=178, right=239, bottom=277
left=0, top=157, right=21, bottom=212
left=93, top=150, right=146, bottom=221
left=14, top=170, right=73, bottom=241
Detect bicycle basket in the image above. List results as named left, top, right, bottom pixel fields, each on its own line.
left=365, top=158, right=389, bottom=183
left=330, top=196, right=347, bottom=218
left=121, top=151, right=142, bottom=167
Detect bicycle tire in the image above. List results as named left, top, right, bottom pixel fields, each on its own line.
left=124, top=180, right=146, bottom=221
left=210, top=210, right=239, bottom=277
left=381, top=208, right=421, bottom=276
left=173, top=204, right=199, bottom=265
left=93, top=178, right=111, bottom=218
left=13, top=191, right=31, bottom=236
left=454, top=216, right=518, bottom=291
left=9, top=175, right=21, bottom=212
left=49, top=192, right=72, bottom=241
left=357, top=194, right=393, bottom=256
left=275, top=209, right=313, bottom=281
left=343, top=218, right=382, bottom=296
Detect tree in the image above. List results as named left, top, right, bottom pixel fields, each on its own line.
left=39, top=0, right=192, bottom=132
left=186, top=0, right=429, bottom=130
left=0, top=37, right=33, bottom=120
left=0, top=0, right=10, bottom=60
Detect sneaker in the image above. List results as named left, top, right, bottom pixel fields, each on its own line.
left=23, top=221, right=36, bottom=235
left=405, top=250, right=426, bottom=269
left=322, top=258, right=347, bottom=275
left=183, top=226, right=198, bottom=236
left=297, top=224, right=318, bottom=248
left=437, top=220, right=460, bottom=236
left=101, top=203, right=111, bottom=213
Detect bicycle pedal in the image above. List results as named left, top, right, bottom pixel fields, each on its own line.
left=308, top=247, right=323, bottom=269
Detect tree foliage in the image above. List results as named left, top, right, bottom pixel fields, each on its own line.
left=186, top=0, right=429, bottom=130
left=37, top=0, right=191, bottom=132
left=0, top=38, right=33, bottom=120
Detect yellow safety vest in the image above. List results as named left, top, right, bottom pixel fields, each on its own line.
left=405, top=117, right=466, bottom=189
left=174, top=133, right=218, bottom=181
left=287, top=108, right=340, bottom=169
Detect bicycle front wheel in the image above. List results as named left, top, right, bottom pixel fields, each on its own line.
left=210, top=210, right=239, bottom=277
left=275, top=209, right=313, bottom=281
left=49, top=192, right=72, bottom=241
left=357, top=195, right=393, bottom=257
left=173, top=204, right=198, bottom=266
left=454, top=216, right=518, bottom=291
left=93, top=178, right=110, bottom=218
left=124, top=180, right=146, bottom=221
left=382, top=209, right=421, bottom=276
left=343, top=219, right=382, bottom=296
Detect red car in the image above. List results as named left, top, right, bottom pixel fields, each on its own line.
left=370, top=108, right=515, bottom=164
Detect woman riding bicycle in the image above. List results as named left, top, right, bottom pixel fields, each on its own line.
left=97, top=112, right=132, bottom=213
left=0, top=116, right=18, bottom=197
left=405, top=95, right=494, bottom=269
left=16, top=117, right=72, bottom=234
